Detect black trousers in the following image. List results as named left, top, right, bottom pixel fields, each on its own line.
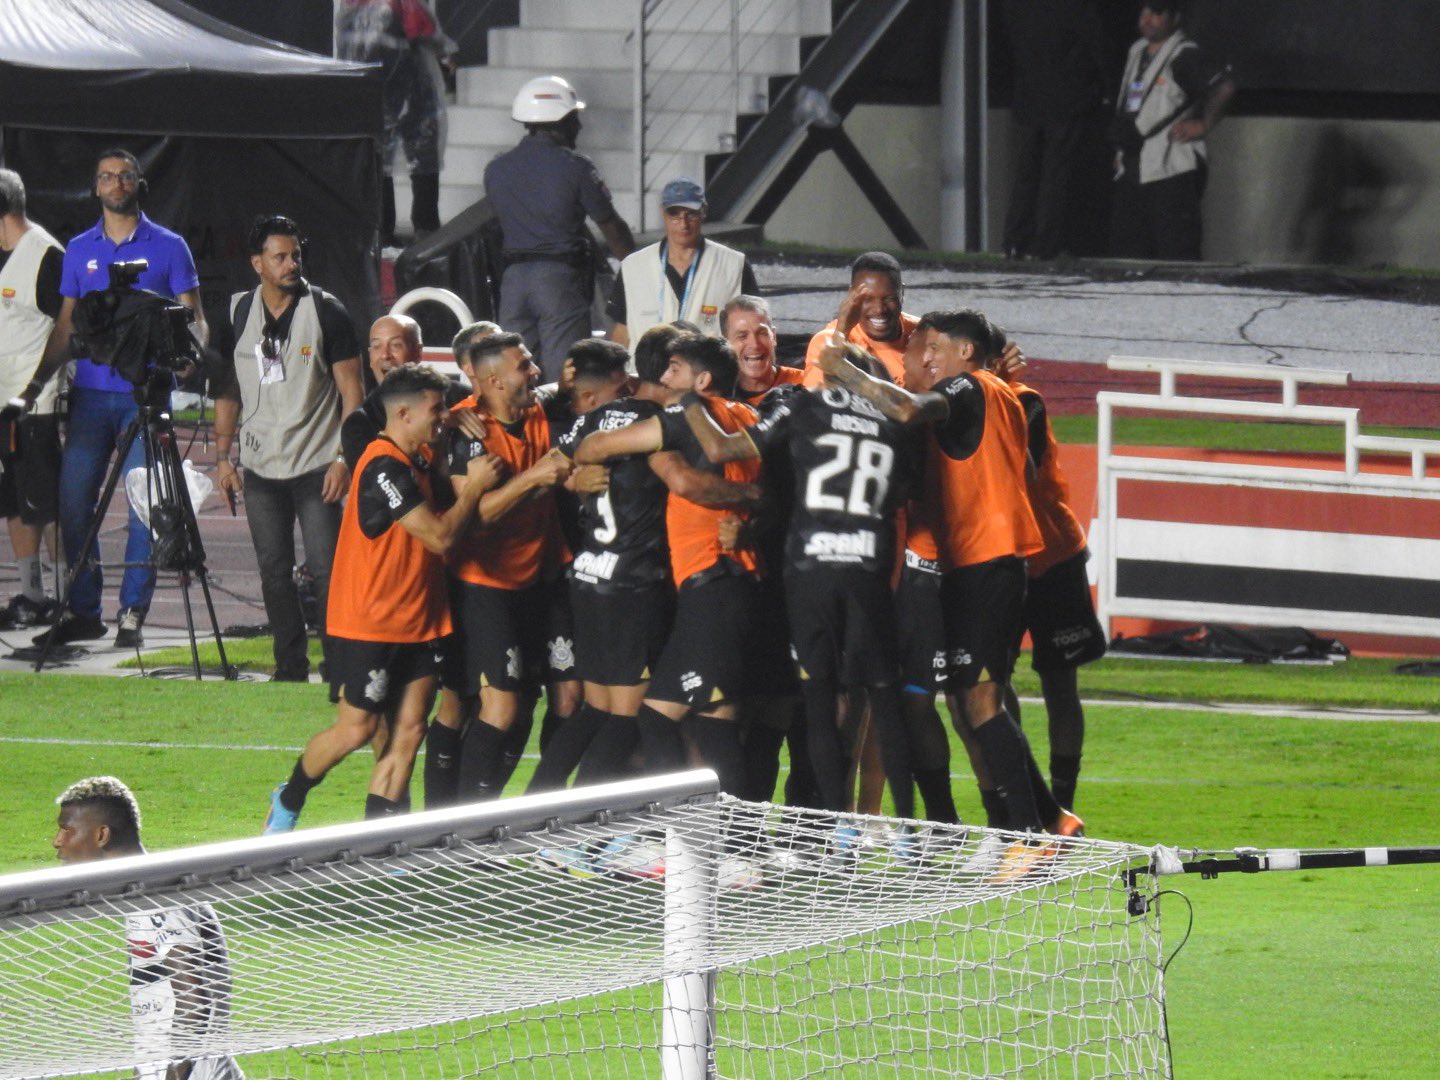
left=1110, top=160, right=1207, bottom=261
left=1003, top=114, right=1086, bottom=258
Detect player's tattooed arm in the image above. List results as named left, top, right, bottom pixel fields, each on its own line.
left=649, top=451, right=763, bottom=511
left=680, top=392, right=759, bottom=464
left=817, top=335, right=947, bottom=426
left=573, top=415, right=663, bottom=463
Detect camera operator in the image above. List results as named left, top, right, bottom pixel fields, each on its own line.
left=21, top=148, right=207, bottom=649
left=211, top=215, right=363, bottom=683
left=0, top=169, right=65, bottom=630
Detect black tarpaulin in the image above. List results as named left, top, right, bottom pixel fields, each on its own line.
left=0, top=0, right=387, bottom=345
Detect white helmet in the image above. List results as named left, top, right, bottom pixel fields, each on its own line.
left=512, top=75, right=586, bottom=124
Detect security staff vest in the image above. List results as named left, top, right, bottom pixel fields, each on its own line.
left=0, top=224, right=62, bottom=412
left=620, top=238, right=746, bottom=343
left=1120, top=30, right=1205, bottom=185
left=230, top=287, right=342, bottom=481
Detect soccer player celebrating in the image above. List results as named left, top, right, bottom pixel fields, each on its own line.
left=819, top=311, right=1075, bottom=868
left=55, top=776, right=245, bottom=1079
left=445, top=333, right=575, bottom=802
left=683, top=334, right=919, bottom=837
left=264, top=366, right=502, bottom=831
left=526, top=337, right=671, bottom=791
left=575, top=334, right=764, bottom=795
left=989, top=340, right=1106, bottom=812
left=801, top=252, right=918, bottom=388
left=724, top=295, right=804, bottom=406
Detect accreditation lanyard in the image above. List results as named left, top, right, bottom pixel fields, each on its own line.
left=658, top=240, right=702, bottom=321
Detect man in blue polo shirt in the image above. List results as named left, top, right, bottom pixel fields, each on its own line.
left=18, top=148, right=207, bottom=649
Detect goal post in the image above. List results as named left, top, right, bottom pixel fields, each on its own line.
left=0, top=771, right=1170, bottom=1079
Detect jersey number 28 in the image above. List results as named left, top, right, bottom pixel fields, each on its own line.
left=805, top=433, right=894, bottom=518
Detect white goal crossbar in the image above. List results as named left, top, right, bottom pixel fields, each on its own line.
left=0, top=771, right=1167, bottom=1079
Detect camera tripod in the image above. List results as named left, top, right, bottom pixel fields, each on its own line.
left=35, top=380, right=236, bottom=680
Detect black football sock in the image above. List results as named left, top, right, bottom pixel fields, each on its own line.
left=972, top=710, right=1043, bottom=831
left=280, top=756, right=321, bottom=813
left=494, top=705, right=534, bottom=792
left=1050, top=754, right=1082, bottom=812
left=693, top=716, right=744, bottom=795
left=914, top=768, right=959, bottom=824
left=538, top=705, right=566, bottom=755
left=740, top=720, right=787, bottom=802
left=979, top=787, right=1009, bottom=829
left=423, top=720, right=463, bottom=809
left=799, top=679, right=848, bottom=811
left=575, top=713, right=639, bottom=786
left=527, top=703, right=606, bottom=792
left=634, top=705, right=686, bottom=773
left=782, top=715, right=825, bottom=809
left=1024, top=741, right=1062, bottom=826
left=868, top=687, right=914, bottom=819
left=457, top=721, right=508, bottom=801
left=364, top=794, right=404, bottom=819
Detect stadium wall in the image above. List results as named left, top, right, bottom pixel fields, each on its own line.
left=1057, top=443, right=1440, bottom=659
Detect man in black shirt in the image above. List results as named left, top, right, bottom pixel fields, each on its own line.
left=683, top=335, right=918, bottom=833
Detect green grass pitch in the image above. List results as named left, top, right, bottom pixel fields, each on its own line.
left=1, top=655, right=1437, bottom=1078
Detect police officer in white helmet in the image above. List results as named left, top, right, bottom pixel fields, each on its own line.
left=484, top=76, right=636, bottom=381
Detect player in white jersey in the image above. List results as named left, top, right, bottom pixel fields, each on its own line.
left=54, top=776, right=244, bottom=1080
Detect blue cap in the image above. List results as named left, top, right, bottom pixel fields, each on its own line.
left=660, top=177, right=706, bottom=211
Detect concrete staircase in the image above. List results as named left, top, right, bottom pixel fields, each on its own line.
left=393, top=0, right=832, bottom=236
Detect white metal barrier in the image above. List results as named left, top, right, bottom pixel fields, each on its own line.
left=389, top=286, right=474, bottom=377
left=1096, top=356, right=1440, bottom=642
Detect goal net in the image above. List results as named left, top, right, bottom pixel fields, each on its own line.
left=0, top=771, right=1169, bottom=1079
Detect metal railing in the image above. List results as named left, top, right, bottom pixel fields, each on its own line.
left=629, top=0, right=823, bottom=230
left=1095, top=355, right=1440, bottom=642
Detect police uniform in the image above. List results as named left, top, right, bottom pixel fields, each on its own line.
left=484, top=134, right=622, bottom=381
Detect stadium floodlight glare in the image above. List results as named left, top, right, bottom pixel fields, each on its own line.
left=0, top=771, right=1170, bottom=1079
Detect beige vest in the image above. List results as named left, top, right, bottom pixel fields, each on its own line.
left=0, top=224, right=63, bottom=412
left=230, top=288, right=343, bottom=480
left=1120, top=30, right=1206, bottom=185
left=619, top=238, right=747, bottom=345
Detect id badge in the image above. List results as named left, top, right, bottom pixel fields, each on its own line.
left=255, top=343, right=286, bottom=385
left=1124, top=79, right=1146, bottom=113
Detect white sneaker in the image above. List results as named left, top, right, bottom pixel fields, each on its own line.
left=961, top=831, right=1010, bottom=877
left=718, top=853, right=765, bottom=891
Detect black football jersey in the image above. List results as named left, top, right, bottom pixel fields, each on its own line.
left=748, top=386, right=915, bottom=574
left=555, top=398, right=670, bottom=589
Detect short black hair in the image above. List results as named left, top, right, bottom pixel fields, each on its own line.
left=376, top=363, right=449, bottom=415
left=1142, top=1, right=1185, bottom=16
left=247, top=213, right=303, bottom=256
left=568, top=338, right=630, bottom=381
left=917, top=309, right=995, bottom=353
left=850, top=251, right=903, bottom=290
left=670, top=333, right=740, bottom=397
left=720, top=294, right=771, bottom=338
left=95, top=147, right=141, bottom=177
left=634, top=323, right=685, bottom=384
left=466, top=331, right=526, bottom=369
left=451, top=321, right=502, bottom=364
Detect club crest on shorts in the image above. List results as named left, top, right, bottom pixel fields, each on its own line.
left=548, top=636, right=575, bottom=671
left=365, top=668, right=389, bottom=704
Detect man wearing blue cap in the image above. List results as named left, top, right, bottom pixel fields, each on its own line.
left=607, top=177, right=757, bottom=349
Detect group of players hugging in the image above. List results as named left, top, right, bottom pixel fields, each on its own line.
left=263, top=251, right=1106, bottom=882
